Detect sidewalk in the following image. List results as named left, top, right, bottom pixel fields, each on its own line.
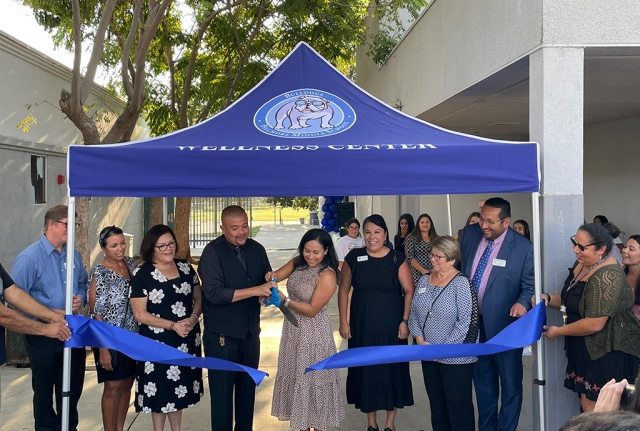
left=0, top=224, right=535, bottom=430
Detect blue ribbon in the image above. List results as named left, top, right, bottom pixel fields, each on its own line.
left=306, top=302, right=546, bottom=372
left=65, top=315, right=268, bottom=386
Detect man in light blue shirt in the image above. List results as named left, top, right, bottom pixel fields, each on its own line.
left=12, top=204, right=88, bottom=431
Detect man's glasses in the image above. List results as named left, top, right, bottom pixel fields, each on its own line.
left=155, top=240, right=176, bottom=251
left=477, top=217, right=504, bottom=226
left=430, top=253, right=446, bottom=261
left=57, top=221, right=81, bottom=229
left=570, top=236, right=598, bottom=252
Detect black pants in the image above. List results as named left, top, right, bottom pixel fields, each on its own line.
left=421, top=360, right=475, bottom=431
left=23, top=335, right=86, bottom=431
left=204, top=331, right=260, bottom=431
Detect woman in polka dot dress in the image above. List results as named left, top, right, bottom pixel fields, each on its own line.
left=268, top=229, right=345, bottom=430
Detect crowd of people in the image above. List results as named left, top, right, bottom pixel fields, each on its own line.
left=2, top=200, right=640, bottom=431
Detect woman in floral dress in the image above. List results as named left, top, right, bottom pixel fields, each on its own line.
left=267, top=228, right=345, bottom=430
left=130, top=225, right=204, bottom=431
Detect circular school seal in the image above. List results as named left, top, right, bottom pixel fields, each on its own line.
left=253, top=89, right=356, bottom=138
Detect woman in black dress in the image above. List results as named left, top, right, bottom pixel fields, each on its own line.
left=393, top=213, right=414, bottom=256
left=543, top=223, right=640, bottom=412
left=89, top=225, right=138, bottom=431
left=130, top=225, right=204, bottom=431
left=338, top=214, right=415, bottom=431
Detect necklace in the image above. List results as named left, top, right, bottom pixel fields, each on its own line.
left=560, top=257, right=606, bottom=325
left=104, top=259, right=127, bottom=277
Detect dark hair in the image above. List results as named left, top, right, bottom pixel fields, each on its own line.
left=293, top=229, right=338, bottom=272
left=594, top=215, right=609, bottom=224
left=603, top=222, right=620, bottom=239
left=559, top=411, right=640, bottom=431
left=98, top=225, right=124, bottom=248
left=397, top=213, right=415, bottom=237
left=513, top=220, right=531, bottom=240
left=578, top=223, right=613, bottom=256
left=625, top=234, right=640, bottom=306
left=363, top=214, right=389, bottom=241
left=44, top=204, right=69, bottom=230
left=140, top=224, right=178, bottom=264
left=344, top=218, right=360, bottom=229
left=408, top=213, right=438, bottom=243
left=484, top=197, right=511, bottom=220
left=465, top=212, right=481, bottom=226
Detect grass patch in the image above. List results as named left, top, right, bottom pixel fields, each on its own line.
left=251, top=225, right=261, bottom=237
left=192, top=206, right=311, bottom=223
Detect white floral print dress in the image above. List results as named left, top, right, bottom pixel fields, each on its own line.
left=130, top=259, right=204, bottom=413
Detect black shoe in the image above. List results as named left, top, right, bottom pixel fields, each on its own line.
left=384, top=428, right=395, bottom=431
left=367, top=427, right=379, bottom=431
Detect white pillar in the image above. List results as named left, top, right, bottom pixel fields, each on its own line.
left=529, top=46, right=585, bottom=431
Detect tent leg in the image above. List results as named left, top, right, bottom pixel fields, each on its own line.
left=446, top=194, right=453, bottom=236
left=62, top=197, right=77, bottom=431
left=531, top=192, right=546, bottom=431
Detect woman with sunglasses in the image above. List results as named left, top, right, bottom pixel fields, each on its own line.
left=89, top=225, right=139, bottom=431
left=130, top=225, right=204, bottom=430
left=542, top=223, right=640, bottom=412
left=408, top=236, right=478, bottom=431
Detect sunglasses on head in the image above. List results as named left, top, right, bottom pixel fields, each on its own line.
left=570, top=235, right=599, bottom=252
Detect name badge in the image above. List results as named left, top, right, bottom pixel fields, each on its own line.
left=417, top=287, right=426, bottom=294
left=357, top=255, right=368, bottom=262
left=493, top=259, right=506, bottom=267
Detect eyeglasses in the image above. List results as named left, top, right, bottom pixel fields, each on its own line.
left=56, top=221, right=81, bottom=229
left=155, top=241, right=176, bottom=251
left=477, top=217, right=504, bottom=226
left=347, top=226, right=360, bottom=231
left=430, top=253, right=446, bottom=261
left=570, top=236, right=598, bottom=252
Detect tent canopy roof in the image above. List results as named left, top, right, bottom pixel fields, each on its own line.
left=68, top=43, right=539, bottom=197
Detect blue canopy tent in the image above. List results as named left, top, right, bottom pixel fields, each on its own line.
left=63, top=43, right=546, bottom=429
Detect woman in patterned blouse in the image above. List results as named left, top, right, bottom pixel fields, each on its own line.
left=408, top=235, right=479, bottom=431
left=89, top=225, right=139, bottom=431
left=404, top=213, right=438, bottom=286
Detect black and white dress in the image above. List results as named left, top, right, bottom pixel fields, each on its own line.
left=130, top=259, right=204, bottom=413
left=90, top=257, right=138, bottom=382
left=403, top=235, right=433, bottom=286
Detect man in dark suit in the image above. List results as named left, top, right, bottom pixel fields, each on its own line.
left=459, top=197, right=534, bottom=431
left=198, top=205, right=274, bottom=431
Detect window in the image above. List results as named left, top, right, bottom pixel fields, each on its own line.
left=30, top=155, right=46, bottom=204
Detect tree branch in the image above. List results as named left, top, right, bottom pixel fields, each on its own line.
left=69, top=0, right=83, bottom=114
left=79, top=0, right=118, bottom=104
left=223, top=0, right=267, bottom=109
left=121, top=0, right=143, bottom=100
left=179, top=0, right=253, bottom=128
left=164, top=45, right=177, bottom=116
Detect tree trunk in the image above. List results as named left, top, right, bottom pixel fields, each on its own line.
left=148, top=198, right=164, bottom=227
left=174, top=197, right=192, bottom=261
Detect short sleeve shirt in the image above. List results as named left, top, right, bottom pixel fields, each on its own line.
left=0, top=263, right=15, bottom=365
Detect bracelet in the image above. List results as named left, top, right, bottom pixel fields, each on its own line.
left=543, top=293, right=551, bottom=303
left=191, top=313, right=199, bottom=321
left=170, top=321, right=175, bottom=331
left=284, top=297, right=291, bottom=308
left=401, top=319, right=409, bottom=325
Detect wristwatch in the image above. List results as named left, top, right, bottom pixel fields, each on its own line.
left=401, top=318, right=409, bottom=325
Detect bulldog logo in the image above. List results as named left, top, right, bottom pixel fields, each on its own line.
left=254, top=89, right=356, bottom=139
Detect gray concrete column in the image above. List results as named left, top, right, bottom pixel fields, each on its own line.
left=529, top=46, right=585, bottom=431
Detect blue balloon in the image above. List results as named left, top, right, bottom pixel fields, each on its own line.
left=323, top=212, right=332, bottom=219
left=333, top=226, right=339, bottom=232
left=324, top=197, right=334, bottom=205
left=329, top=218, right=337, bottom=227
left=322, top=204, right=328, bottom=212
left=329, top=205, right=336, bottom=213
left=321, top=219, right=328, bottom=226
left=322, top=225, right=331, bottom=232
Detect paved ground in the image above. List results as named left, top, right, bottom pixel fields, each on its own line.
left=1, top=224, right=536, bottom=430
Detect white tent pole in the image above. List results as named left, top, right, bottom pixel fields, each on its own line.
left=162, top=197, right=168, bottom=225
left=61, top=196, right=76, bottom=431
left=531, top=192, right=546, bottom=430
left=446, top=194, right=453, bottom=236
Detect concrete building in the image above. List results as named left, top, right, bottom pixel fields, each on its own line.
left=354, top=0, right=640, bottom=429
left=0, top=30, right=147, bottom=270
